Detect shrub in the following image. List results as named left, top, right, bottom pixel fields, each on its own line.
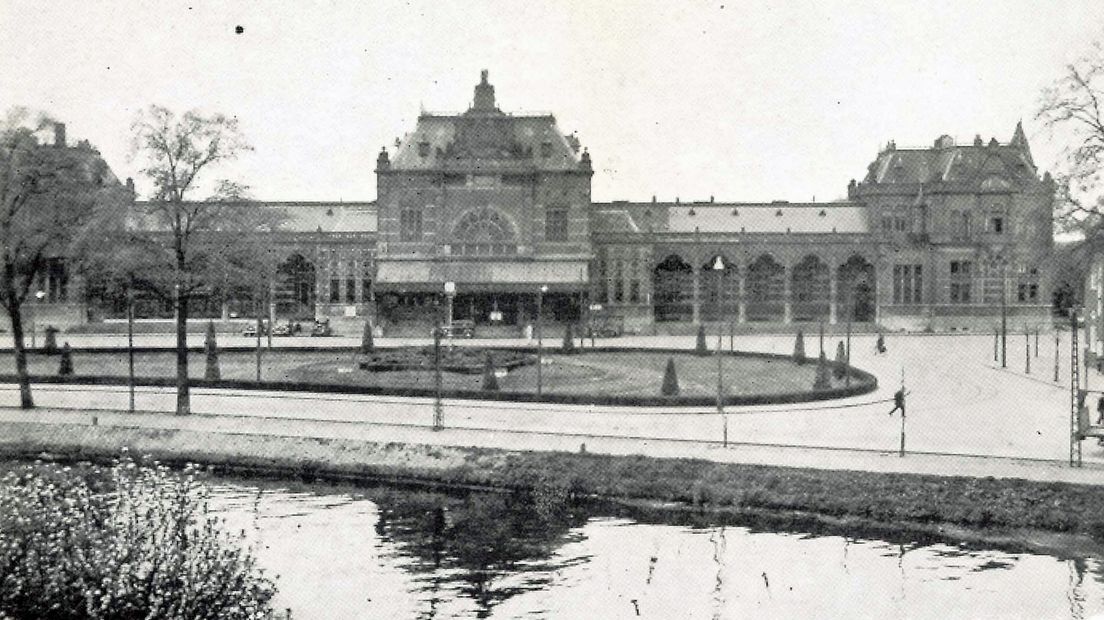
left=58, top=342, right=73, bottom=376
left=661, top=357, right=680, bottom=396
left=833, top=341, right=847, bottom=380
left=695, top=324, right=708, bottom=356
left=204, top=321, right=220, bottom=381
left=0, top=456, right=276, bottom=618
left=813, top=351, right=830, bottom=390
left=42, top=326, right=59, bottom=355
left=793, top=329, right=806, bottom=364
left=482, top=352, right=499, bottom=391
left=361, top=320, right=375, bottom=354
left=562, top=324, right=576, bottom=354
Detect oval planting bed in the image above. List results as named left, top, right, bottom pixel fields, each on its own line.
left=2, top=346, right=877, bottom=408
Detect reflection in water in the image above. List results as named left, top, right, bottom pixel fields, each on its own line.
left=207, top=480, right=1104, bottom=620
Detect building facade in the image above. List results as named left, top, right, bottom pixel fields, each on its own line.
left=67, top=72, right=1056, bottom=335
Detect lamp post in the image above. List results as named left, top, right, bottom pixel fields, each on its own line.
left=588, top=302, right=602, bottom=348
left=444, top=281, right=456, bottom=348
left=1000, top=262, right=1007, bottom=369
left=845, top=285, right=852, bottom=388
left=711, top=256, right=728, bottom=447
left=30, top=290, right=45, bottom=349
left=127, top=288, right=135, bottom=412
left=537, top=284, right=548, bottom=396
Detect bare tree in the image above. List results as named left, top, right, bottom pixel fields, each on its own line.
left=128, top=106, right=253, bottom=415
left=1037, top=41, right=1104, bottom=238
left=0, top=109, right=125, bottom=408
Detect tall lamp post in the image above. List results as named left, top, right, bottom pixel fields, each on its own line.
left=537, top=284, right=548, bottom=396
left=432, top=287, right=445, bottom=431
left=588, top=302, right=602, bottom=348
left=845, top=285, right=853, bottom=388
left=711, top=256, right=728, bottom=447
left=29, top=290, right=45, bottom=349
left=444, top=281, right=456, bottom=348
left=1000, top=261, right=1008, bottom=369
left=127, top=288, right=136, bottom=412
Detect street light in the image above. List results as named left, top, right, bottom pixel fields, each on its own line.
left=443, top=281, right=456, bottom=349
left=433, top=292, right=445, bottom=431
left=30, top=290, right=45, bottom=349
left=711, top=256, right=728, bottom=447
left=1000, top=260, right=1008, bottom=369
left=537, top=284, right=548, bottom=396
left=588, top=302, right=602, bottom=348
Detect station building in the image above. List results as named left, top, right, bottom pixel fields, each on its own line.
left=65, top=71, right=1056, bottom=335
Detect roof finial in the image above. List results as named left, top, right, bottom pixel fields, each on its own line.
left=481, top=69, right=488, bottom=84
left=473, top=69, right=496, bottom=110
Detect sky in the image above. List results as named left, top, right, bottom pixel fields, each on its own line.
left=2, top=1, right=1102, bottom=204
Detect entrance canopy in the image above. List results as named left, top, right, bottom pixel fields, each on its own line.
left=375, top=260, right=588, bottom=293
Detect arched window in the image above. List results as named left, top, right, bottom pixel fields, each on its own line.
left=452, top=207, right=517, bottom=256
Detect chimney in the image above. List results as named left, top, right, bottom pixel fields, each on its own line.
left=54, top=122, right=66, bottom=148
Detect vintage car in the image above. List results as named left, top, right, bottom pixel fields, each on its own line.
left=310, top=319, right=333, bottom=337
left=436, top=319, right=476, bottom=338
left=241, top=322, right=268, bottom=337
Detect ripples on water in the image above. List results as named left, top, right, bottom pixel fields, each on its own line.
left=207, top=481, right=1104, bottom=620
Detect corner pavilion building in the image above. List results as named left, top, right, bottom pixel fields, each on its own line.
left=69, top=72, right=1056, bottom=335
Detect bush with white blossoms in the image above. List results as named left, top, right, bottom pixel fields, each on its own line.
left=0, top=452, right=276, bottom=619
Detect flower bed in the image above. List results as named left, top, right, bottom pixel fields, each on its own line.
left=356, top=346, right=535, bottom=374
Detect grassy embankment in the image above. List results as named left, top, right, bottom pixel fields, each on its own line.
left=2, top=422, right=1102, bottom=555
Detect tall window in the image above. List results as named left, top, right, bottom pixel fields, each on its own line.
left=949, top=261, right=972, bottom=303
left=1018, top=267, right=1039, bottom=302
left=613, top=259, right=624, bottom=302
left=400, top=208, right=422, bottom=241
left=362, top=273, right=372, bottom=303
left=546, top=206, right=568, bottom=242
left=892, top=264, right=923, bottom=304
left=345, top=277, right=356, bottom=303
left=329, top=278, right=341, bottom=303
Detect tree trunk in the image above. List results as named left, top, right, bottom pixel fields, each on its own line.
left=9, top=305, right=34, bottom=409
left=175, top=289, right=190, bottom=415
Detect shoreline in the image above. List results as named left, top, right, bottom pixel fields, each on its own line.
left=2, top=422, right=1102, bottom=559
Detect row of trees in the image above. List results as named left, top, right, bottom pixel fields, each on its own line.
left=1, top=105, right=280, bottom=413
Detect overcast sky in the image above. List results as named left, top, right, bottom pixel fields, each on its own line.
left=2, top=1, right=1102, bottom=203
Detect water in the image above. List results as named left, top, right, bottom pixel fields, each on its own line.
left=207, top=480, right=1104, bottom=620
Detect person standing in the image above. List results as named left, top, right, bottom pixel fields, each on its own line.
left=875, top=333, right=887, bottom=355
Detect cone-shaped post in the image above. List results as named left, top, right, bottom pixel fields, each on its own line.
left=361, top=320, right=375, bottom=354
left=813, top=350, right=831, bottom=390
left=562, top=323, right=576, bottom=354
left=57, top=342, right=73, bottom=376
left=695, top=324, right=708, bottom=356
left=481, top=352, right=499, bottom=391
left=793, top=329, right=806, bottom=364
left=833, top=341, right=847, bottom=380
left=204, top=321, right=220, bottom=381
left=661, top=357, right=680, bottom=396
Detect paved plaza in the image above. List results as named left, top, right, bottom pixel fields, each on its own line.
left=1, top=331, right=1101, bottom=480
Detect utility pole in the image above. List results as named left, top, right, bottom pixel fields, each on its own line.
left=1000, top=263, right=1007, bottom=368
left=537, top=285, right=547, bottom=396
left=127, top=288, right=135, bottom=412
left=845, top=287, right=852, bottom=388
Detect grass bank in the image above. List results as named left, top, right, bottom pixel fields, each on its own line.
left=1, top=422, right=1101, bottom=557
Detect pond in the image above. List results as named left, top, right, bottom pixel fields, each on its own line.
left=207, top=478, right=1104, bottom=620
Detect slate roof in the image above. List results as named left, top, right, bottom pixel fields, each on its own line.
left=592, top=202, right=869, bottom=235
left=666, top=203, right=868, bottom=234
left=863, top=125, right=1037, bottom=185
left=128, top=202, right=377, bottom=234
left=389, top=72, right=582, bottom=172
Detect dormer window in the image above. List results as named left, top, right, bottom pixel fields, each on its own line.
left=991, top=216, right=1004, bottom=234
left=818, top=209, right=826, bottom=217
left=731, top=208, right=739, bottom=216
left=688, top=208, right=696, bottom=217
left=540, top=142, right=552, bottom=158
left=418, top=142, right=430, bottom=157
left=775, top=209, right=783, bottom=217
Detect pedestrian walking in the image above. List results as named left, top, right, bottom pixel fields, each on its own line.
left=875, top=333, right=886, bottom=355
left=888, top=387, right=905, bottom=416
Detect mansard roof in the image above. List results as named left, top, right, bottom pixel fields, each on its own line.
left=389, top=71, right=583, bottom=172
left=862, top=125, right=1037, bottom=186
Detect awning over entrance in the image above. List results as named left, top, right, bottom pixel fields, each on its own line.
left=374, top=260, right=589, bottom=293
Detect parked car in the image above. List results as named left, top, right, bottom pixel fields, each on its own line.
left=241, top=322, right=268, bottom=337
left=436, top=319, right=476, bottom=338
left=310, top=319, right=333, bottom=337
left=271, top=323, right=293, bottom=336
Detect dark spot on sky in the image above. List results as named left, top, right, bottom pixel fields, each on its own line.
left=235, top=25, right=244, bottom=34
